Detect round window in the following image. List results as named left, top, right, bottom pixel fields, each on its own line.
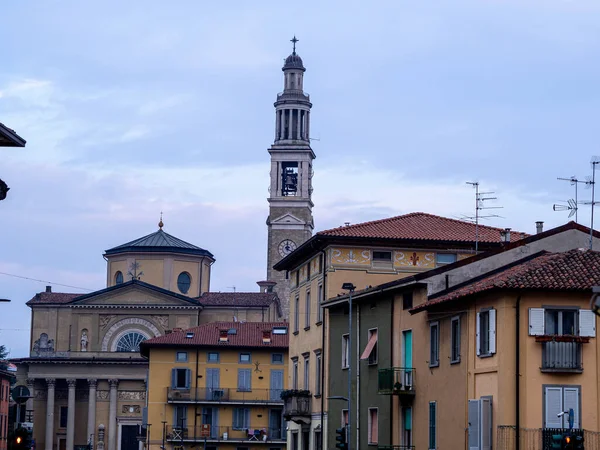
left=177, top=272, right=191, bottom=294
left=115, top=271, right=124, bottom=284
left=116, top=331, right=147, bottom=352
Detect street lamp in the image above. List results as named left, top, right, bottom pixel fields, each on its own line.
left=341, top=282, right=355, bottom=450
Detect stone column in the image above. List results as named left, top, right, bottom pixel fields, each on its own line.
left=87, top=379, right=98, bottom=444
left=108, top=380, right=119, bottom=450
left=279, top=110, right=284, bottom=140
left=296, top=109, right=301, bottom=140
left=275, top=110, right=280, bottom=141
left=45, top=378, right=56, bottom=450
left=306, top=111, right=310, bottom=140
left=66, top=379, right=76, bottom=450
left=26, top=378, right=35, bottom=420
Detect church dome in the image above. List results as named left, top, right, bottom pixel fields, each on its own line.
left=104, top=229, right=213, bottom=258
left=283, top=52, right=305, bottom=71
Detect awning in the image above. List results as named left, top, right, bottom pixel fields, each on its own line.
left=360, top=330, right=378, bottom=360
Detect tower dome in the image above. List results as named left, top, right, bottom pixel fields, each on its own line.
left=283, top=52, right=305, bottom=71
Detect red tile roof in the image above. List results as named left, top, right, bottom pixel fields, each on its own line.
left=412, top=249, right=600, bottom=312
left=318, top=212, right=528, bottom=243
left=199, top=292, right=279, bottom=307
left=140, top=322, right=289, bottom=351
left=26, top=292, right=81, bottom=305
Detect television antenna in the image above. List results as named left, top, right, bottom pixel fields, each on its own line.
left=555, top=176, right=591, bottom=223
left=553, top=199, right=578, bottom=219
left=465, top=181, right=503, bottom=252
left=584, top=157, right=600, bottom=249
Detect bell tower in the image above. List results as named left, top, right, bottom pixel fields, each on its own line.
left=266, top=36, right=315, bottom=317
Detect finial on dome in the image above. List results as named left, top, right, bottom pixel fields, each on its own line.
left=158, top=211, right=164, bottom=230
left=291, top=35, right=298, bottom=54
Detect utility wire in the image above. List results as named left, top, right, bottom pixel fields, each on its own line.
left=0, top=271, right=94, bottom=292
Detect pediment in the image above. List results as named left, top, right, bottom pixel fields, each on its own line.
left=71, top=282, right=198, bottom=307
left=271, top=213, right=306, bottom=226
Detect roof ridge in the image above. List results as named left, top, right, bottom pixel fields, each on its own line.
left=317, top=211, right=526, bottom=236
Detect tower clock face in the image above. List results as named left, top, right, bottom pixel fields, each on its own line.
left=278, top=239, right=297, bottom=257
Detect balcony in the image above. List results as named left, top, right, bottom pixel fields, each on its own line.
left=166, top=425, right=286, bottom=444
left=281, top=390, right=311, bottom=425
left=167, top=388, right=284, bottom=405
left=378, top=368, right=415, bottom=403
left=378, top=447, right=415, bottom=450
left=536, top=337, right=585, bottom=373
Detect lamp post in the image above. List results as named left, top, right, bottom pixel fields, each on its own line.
left=341, top=282, right=355, bottom=450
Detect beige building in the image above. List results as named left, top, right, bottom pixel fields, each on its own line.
left=322, top=220, right=600, bottom=450
left=13, top=224, right=281, bottom=450
left=273, top=212, right=526, bottom=450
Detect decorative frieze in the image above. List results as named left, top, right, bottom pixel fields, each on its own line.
left=99, top=315, right=116, bottom=330
left=121, top=405, right=141, bottom=414
left=118, top=391, right=146, bottom=401
left=152, top=315, right=169, bottom=329
left=97, top=390, right=109, bottom=401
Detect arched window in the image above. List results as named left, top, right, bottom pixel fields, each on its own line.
left=115, top=331, right=147, bottom=352
left=177, top=272, right=191, bottom=294
left=115, top=271, right=124, bottom=285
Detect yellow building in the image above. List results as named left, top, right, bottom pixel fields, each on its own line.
left=273, top=212, right=526, bottom=450
left=141, top=322, right=289, bottom=450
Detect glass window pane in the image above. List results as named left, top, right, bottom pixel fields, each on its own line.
left=177, top=272, right=191, bottom=294
left=562, top=311, right=576, bottom=335
left=545, top=310, right=559, bottom=335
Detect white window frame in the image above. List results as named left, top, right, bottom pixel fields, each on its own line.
left=342, top=334, right=349, bottom=369
left=476, top=308, right=496, bottom=357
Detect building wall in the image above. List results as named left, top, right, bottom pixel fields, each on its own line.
left=106, top=254, right=212, bottom=297
left=326, top=296, right=393, bottom=450
left=0, top=376, right=10, bottom=450
left=199, top=306, right=280, bottom=324
left=147, top=346, right=288, bottom=449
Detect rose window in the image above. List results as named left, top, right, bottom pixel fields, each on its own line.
left=115, top=331, right=147, bottom=352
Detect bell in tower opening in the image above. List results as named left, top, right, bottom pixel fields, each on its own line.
left=281, top=162, right=298, bottom=196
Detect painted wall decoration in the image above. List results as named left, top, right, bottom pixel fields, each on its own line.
left=394, top=251, right=435, bottom=268
left=331, top=248, right=371, bottom=265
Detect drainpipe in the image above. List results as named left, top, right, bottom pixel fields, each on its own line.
left=515, top=295, right=521, bottom=450
left=356, top=302, right=360, bottom=450
left=320, top=250, right=327, bottom=450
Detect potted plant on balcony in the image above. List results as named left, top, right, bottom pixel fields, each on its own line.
left=280, top=389, right=311, bottom=400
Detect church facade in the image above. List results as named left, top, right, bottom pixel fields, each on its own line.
left=13, top=224, right=282, bottom=450
left=265, top=37, right=316, bottom=317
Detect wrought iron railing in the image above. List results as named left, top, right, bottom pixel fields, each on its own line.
left=497, top=426, right=600, bottom=449
left=165, top=425, right=286, bottom=442
left=167, top=387, right=284, bottom=403
left=541, top=341, right=583, bottom=372
left=378, top=368, right=415, bottom=395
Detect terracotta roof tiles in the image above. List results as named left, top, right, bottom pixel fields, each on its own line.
left=140, top=322, right=289, bottom=349
left=413, top=249, right=600, bottom=312
left=26, top=292, right=81, bottom=306
left=318, top=212, right=528, bottom=243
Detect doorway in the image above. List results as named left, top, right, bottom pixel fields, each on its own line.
left=269, top=409, right=283, bottom=439
left=120, top=425, right=138, bottom=450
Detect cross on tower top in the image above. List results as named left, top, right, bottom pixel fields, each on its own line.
left=291, top=35, right=299, bottom=53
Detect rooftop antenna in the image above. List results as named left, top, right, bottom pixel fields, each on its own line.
left=553, top=199, right=578, bottom=220
left=587, top=157, right=600, bottom=249
left=465, top=181, right=503, bottom=252
left=555, top=176, right=590, bottom=223
left=228, top=286, right=236, bottom=293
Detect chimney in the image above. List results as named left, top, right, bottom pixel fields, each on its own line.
left=219, top=329, right=228, bottom=343
left=45, top=286, right=52, bottom=293
left=536, top=221, right=544, bottom=234
left=262, top=330, right=272, bottom=344
left=500, top=228, right=511, bottom=243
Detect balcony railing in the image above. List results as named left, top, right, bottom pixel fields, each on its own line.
left=497, top=426, right=600, bottom=450
left=277, top=90, right=310, bottom=101
left=541, top=340, right=583, bottom=372
left=281, top=390, right=311, bottom=423
left=378, top=368, right=415, bottom=397
left=378, top=446, right=415, bottom=450
left=166, top=425, right=286, bottom=443
left=167, top=388, right=284, bottom=404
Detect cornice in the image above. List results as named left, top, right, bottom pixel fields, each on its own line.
left=70, top=304, right=200, bottom=310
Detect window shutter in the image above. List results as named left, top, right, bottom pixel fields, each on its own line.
left=480, top=397, right=492, bottom=450
left=476, top=313, right=481, bottom=356
left=185, top=369, right=191, bottom=389
left=467, top=399, right=480, bottom=450
left=171, top=368, right=177, bottom=389
left=489, top=309, right=497, bottom=354
left=529, top=308, right=545, bottom=336
left=563, top=387, right=580, bottom=429
left=544, top=387, right=563, bottom=429
left=579, top=309, right=596, bottom=337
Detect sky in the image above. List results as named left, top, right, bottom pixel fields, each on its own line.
left=1, top=0, right=600, bottom=357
